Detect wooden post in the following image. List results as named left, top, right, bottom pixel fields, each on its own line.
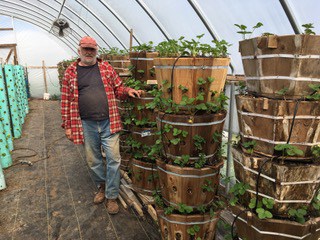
left=42, top=60, right=48, bottom=93
left=5, top=49, right=13, bottom=64
left=13, top=46, right=18, bottom=65
left=129, top=29, right=133, bottom=51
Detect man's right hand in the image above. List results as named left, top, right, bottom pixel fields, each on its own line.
left=65, top=129, right=72, bottom=140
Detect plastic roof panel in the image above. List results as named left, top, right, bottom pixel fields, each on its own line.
left=1, top=0, right=320, bottom=73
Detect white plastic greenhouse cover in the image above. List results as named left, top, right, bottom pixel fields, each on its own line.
left=0, top=0, right=320, bottom=98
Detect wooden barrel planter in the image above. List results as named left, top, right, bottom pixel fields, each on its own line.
left=156, top=159, right=223, bottom=207
left=232, top=147, right=320, bottom=217
left=157, top=209, right=220, bottom=240
left=239, top=34, right=320, bottom=99
left=131, top=158, right=160, bottom=196
left=154, top=57, right=230, bottom=105
left=129, top=92, right=156, bottom=122
left=129, top=51, right=158, bottom=82
left=236, top=94, right=320, bottom=159
left=131, top=126, right=158, bottom=146
left=107, top=55, right=131, bottom=75
left=156, top=111, right=226, bottom=163
left=231, top=205, right=320, bottom=240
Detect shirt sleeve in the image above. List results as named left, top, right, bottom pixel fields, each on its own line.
left=60, top=68, right=71, bottom=129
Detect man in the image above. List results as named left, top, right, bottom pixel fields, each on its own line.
left=61, top=36, right=142, bottom=214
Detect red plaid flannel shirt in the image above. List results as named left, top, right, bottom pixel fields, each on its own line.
left=60, top=58, right=130, bottom=144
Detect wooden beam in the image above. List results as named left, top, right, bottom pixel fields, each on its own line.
left=0, top=44, right=17, bottom=48
left=13, top=46, right=18, bottom=65
left=5, top=49, right=13, bottom=64
left=0, top=28, right=14, bottom=31
left=27, top=66, right=58, bottom=69
left=129, top=29, right=133, bottom=51
left=42, top=60, right=48, bottom=93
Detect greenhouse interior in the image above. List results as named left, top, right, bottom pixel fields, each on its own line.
left=0, top=0, right=320, bottom=239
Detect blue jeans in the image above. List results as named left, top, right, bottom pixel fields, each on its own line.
left=81, top=119, right=120, bottom=199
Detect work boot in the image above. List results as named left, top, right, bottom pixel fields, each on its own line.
left=93, top=183, right=105, bottom=204
left=106, top=199, right=119, bottom=214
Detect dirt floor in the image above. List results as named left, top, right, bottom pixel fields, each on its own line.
left=0, top=99, right=233, bottom=240
left=0, top=99, right=160, bottom=240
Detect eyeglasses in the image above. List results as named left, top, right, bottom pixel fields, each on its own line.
left=82, top=47, right=97, bottom=52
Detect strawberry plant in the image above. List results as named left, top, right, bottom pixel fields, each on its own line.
left=274, top=144, right=304, bottom=157
left=302, top=23, right=316, bottom=35
left=234, top=22, right=263, bottom=39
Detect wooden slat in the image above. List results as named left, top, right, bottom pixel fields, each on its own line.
left=226, top=74, right=245, bottom=82
left=27, top=66, right=58, bottom=69
left=5, top=49, right=13, bottom=63
left=0, top=28, right=14, bottom=31
left=0, top=44, right=17, bottom=48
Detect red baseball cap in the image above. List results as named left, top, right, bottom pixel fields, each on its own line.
left=79, top=36, right=98, bottom=49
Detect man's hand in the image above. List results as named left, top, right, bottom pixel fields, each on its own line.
left=128, top=89, right=144, bottom=98
left=65, top=128, right=72, bottom=140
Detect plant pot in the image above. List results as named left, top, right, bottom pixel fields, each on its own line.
left=232, top=147, right=320, bottom=217
left=129, top=92, right=156, bottom=123
left=129, top=51, right=158, bottom=82
left=154, top=57, right=230, bottom=105
left=231, top=205, right=320, bottom=240
left=108, top=55, right=131, bottom=75
left=157, top=111, right=226, bottom=163
left=131, top=158, right=160, bottom=196
left=157, top=209, right=220, bottom=240
left=239, top=34, right=320, bottom=99
left=156, top=159, right=223, bottom=207
left=131, top=126, right=158, bottom=146
left=120, top=152, right=131, bottom=171
left=236, top=94, right=320, bottom=159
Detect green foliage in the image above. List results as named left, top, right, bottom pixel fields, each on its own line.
left=201, top=179, right=215, bottom=192
left=99, top=46, right=128, bottom=56
left=274, top=144, right=304, bottom=157
left=302, top=23, right=316, bottom=35
left=234, top=22, right=263, bottom=39
left=187, top=225, right=200, bottom=236
left=229, top=182, right=250, bottom=206
left=131, top=41, right=154, bottom=52
left=241, top=140, right=256, bottom=154
left=249, top=197, right=274, bottom=220
left=179, top=84, right=189, bottom=93
left=276, top=87, right=289, bottom=96
left=174, top=155, right=190, bottom=167
left=306, top=84, right=320, bottom=100
left=288, top=207, right=308, bottom=224
left=312, top=192, right=320, bottom=211
left=194, top=153, right=207, bottom=169
left=311, top=145, right=320, bottom=159
left=193, top=135, right=206, bottom=151
left=177, top=203, right=193, bottom=214
left=155, top=34, right=230, bottom=57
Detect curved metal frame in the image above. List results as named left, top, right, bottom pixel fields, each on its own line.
left=98, top=0, right=141, bottom=45
left=74, top=0, right=127, bottom=49
left=0, top=0, right=83, bottom=44
left=0, top=5, right=79, bottom=48
left=134, top=0, right=171, bottom=40
left=0, top=12, right=77, bottom=55
left=187, top=0, right=235, bottom=73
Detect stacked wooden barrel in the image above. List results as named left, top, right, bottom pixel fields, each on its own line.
left=154, top=56, right=230, bottom=239
left=232, top=34, right=320, bottom=240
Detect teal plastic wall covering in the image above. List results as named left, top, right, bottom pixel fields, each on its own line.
left=4, top=64, right=22, bottom=139
left=0, top=68, right=13, bottom=151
